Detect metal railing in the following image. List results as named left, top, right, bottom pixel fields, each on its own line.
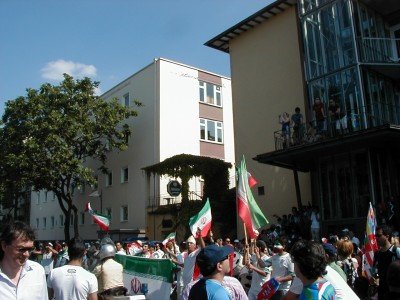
left=274, top=104, right=400, bottom=150
left=357, top=37, right=400, bottom=63
left=147, top=191, right=203, bottom=208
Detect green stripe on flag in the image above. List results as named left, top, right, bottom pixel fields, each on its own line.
left=115, top=254, right=176, bottom=283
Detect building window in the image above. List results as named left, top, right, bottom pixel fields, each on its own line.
left=59, top=215, right=64, bottom=227
left=120, top=205, right=128, bottom=222
left=52, top=193, right=56, bottom=201
left=123, top=93, right=130, bottom=107
left=36, top=192, right=40, bottom=204
left=43, top=191, right=48, bottom=203
left=70, top=214, right=74, bottom=225
left=106, top=207, right=112, bottom=220
left=80, top=212, right=85, bottom=225
left=51, top=216, right=55, bottom=228
left=199, top=81, right=222, bottom=107
left=106, top=172, right=113, bottom=187
left=121, top=167, right=129, bottom=183
left=43, top=217, right=47, bottom=229
left=36, top=218, right=39, bottom=229
left=258, top=186, right=265, bottom=196
left=200, top=119, right=223, bottom=143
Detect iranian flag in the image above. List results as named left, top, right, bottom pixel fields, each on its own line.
left=362, top=202, right=378, bottom=278
left=237, top=156, right=268, bottom=239
left=189, top=199, right=212, bottom=238
left=85, top=202, right=110, bottom=231
left=162, top=232, right=176, bottom=246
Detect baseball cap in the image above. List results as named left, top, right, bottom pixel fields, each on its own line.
left=322, top=243, right=337, bottom=257
left=197, top=244, right=234, bottom=265
left=234, top=239, right=240, bottom=243
left=273, top=242, right=284, bottom=249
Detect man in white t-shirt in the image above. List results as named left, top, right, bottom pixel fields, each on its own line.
left=246, top=240, right=271, bottom=300
left=266, top=242, right=294, bottom=299
left=47, top=238, right=98, bottom=300
left=310, top=206, right=320, bottom=241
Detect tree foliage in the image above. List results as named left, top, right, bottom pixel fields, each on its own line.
left=143, top=154, right=232, bottom=240
left=0, top=74, right=141, bottom=240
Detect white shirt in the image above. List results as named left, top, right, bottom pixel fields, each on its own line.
left=0, top=259, right=48, bottom=300
left=289, top=265, right=360, bottom=300
left=182, top=248, right=200, bottom=286
left=267, top=252, right=294, bottom=292
left=47, top=264, right=98, bottom=300
left=116, top=249, right=126, bottom=255
left=248, top=254, right=271, bottom=299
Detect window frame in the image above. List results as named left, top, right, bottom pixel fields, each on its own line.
left=120, top=205, right=128, bottom=222
left=106, top=172, right=113, bottom=187
left=199, top=81, right=222, bottom=107
left=121, top=167, right=129, bottom=183
left=123, top=93, right=130, bottom=107
left=199, top=118, right=224, bottom=144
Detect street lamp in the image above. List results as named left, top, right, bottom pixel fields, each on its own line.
left=89, top=190, right=103, bottom=214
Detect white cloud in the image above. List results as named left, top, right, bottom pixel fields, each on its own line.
left=41, top=59, right=97, bottom=81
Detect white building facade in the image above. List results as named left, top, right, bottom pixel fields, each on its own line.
left=30, top=58, right=235, bottom=241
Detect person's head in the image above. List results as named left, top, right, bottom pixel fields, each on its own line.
left=292, top=207, right=298, bottom=214
left=115, top=242, right=123, bottom=251
left=142, top=243, right=149, bottom=253
left=196, top=244, right=233, bottom=278
left=291, top=240, right=327, bottom=282
left=186, top=236, right=197, bottom=252
left=387, top=260, right=400, bottom=291
left=216, top=238, right=223, bottom=246
left=322, top=243, right=337, bottom=263
left=329, top=98, right=335, bottom=105
left=224, top=238, right=231, bottom=245
left=336, top=239, right=354, bottom=259
left=295, top=107, right=300, bottom=114
left=315, top=97, right=321, bottom=103
left=98, top=243, right=116, bottom=260
left=0, top=221, right=36, bottom=266
left=376, top=225, right=393, bottom=248
left=256, top=240, right=268, bottom=254
left=67, top=237, right=86, bottom=261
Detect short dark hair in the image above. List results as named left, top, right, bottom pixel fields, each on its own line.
left=67, top=237, right=86, bottom=260
left=376, top=225, right=393, bottom=239
left=256, top=240, right=267, bottom=252
left=291, top=240, right=327, bottom=280
left=295, top=107, right=300, bottom=112
left=196, top=253, right=218, bottom=277
left=0, top=221, right=36, bottom=260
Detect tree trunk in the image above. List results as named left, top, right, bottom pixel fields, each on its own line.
left=72, top=204, right=79, bottom=238
left=64, top=209, right=71, bottom=241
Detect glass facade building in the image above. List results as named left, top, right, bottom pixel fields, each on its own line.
left=299, top=0, right=400, bottom=231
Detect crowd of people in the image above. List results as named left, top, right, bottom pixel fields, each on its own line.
left=1, top=218, right=400, bottom=300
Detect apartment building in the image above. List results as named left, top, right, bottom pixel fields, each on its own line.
left=206, top=0, right=400, bottom=236
left=30, top=58, right=235, bottom=241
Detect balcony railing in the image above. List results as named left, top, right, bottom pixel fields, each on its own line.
left=274, top=104, right=400, bottom=150
left=147, top=191, right=203, bottom=208
left=358, top=37, right=400, bottom=63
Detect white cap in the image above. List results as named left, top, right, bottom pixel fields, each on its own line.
left=186, top=236, right=196, bottom=244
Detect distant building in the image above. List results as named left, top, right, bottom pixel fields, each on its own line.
left=30, top=58, right=235, bottom=241
left=206, top=0, right=400, bottom=236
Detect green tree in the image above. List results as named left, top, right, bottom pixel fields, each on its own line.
left=0, top=74, right=140, bottom=240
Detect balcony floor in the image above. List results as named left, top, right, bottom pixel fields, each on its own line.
left=254, top=124, right=400, bottom=172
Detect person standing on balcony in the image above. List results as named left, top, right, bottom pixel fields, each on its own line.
left=291, top=107, right=304, bottom=145
left=312, top=97, right=326, bottom=138
left=279, top=112, right=291, bottom=148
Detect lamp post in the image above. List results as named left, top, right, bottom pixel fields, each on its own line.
left=89, top=190, right=103, bottom=214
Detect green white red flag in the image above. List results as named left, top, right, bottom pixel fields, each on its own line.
left=85, top=202, right=110, bottom=231
left=162, top=232, right=176, bottom=246
left=362, top=202, right=378, bottom=278
left=189, top=198, right=212, bottom=238
left=237, top=156, right=268, bottom=239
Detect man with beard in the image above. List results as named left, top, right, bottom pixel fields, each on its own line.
left=0, top=221, right=48, bottom=300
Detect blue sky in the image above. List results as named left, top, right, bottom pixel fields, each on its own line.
left=0, top=0, right=273, bottom=115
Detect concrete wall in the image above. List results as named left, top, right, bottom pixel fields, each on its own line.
left=228, top=7, right=311, bottom=237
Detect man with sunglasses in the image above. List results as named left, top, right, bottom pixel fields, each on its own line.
left=0, top=221, right=48, bottom=300
left=188, top=244, right=234, bottom=300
